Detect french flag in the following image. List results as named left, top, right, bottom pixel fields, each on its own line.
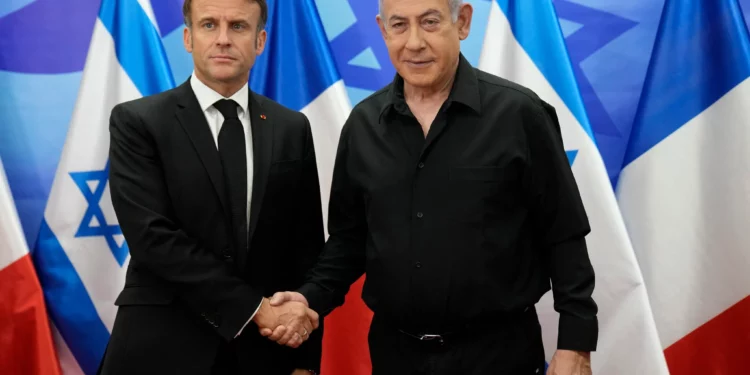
left=251, top=0, right=352, bottom=228
left=248, top=1, right=361, bottom=373
left=617, top=0, right=750, bottom=373
left=0, top=159, right=61, bottom=375
left=478, top=0, right=668, bottom=373
left=32, top=0, right=174, bottom=373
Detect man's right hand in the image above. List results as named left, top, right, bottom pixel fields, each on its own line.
left=258, top=292, right=315, bottom=347
left=252, top=297, right=318, bottom=348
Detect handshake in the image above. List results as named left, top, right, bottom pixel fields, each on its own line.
left=251, top=291, right=318, bottom=348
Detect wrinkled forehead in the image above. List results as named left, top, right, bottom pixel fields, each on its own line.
left=191, top=0, right=258, bottom=23
left=380, top=0, right=452, bottom=19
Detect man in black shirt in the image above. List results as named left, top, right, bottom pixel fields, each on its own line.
left=264, top=0, right=597, bottom=373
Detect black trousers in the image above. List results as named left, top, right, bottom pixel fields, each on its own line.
left=210, top=340, right=239, bottom=374
left=210, top=335, right=297, bottom=375
left=368, top=307, right=546, bottom=375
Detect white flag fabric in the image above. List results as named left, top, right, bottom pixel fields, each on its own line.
left=32, top=0, right=174, bottom=373
left=617, top=0, right=750, bottom=372
left=478, top=1, right=668, bottom=373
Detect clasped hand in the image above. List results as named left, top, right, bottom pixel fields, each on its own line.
left=253, top=292, right=318, bottom=348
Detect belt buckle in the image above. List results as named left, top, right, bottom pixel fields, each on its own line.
left=419, top=334, right=444, bottom=343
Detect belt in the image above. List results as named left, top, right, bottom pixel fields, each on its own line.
left=397, top=330, right=451, bottom=344
left=395, top=306, right=533, bottom=345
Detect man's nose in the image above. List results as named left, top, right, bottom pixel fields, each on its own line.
left=405, top=24, right=426, bottom=51
left=215, top=24, right=231, bottom=46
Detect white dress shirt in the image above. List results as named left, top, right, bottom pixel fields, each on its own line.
left=190, top=73, right=261, bottom=337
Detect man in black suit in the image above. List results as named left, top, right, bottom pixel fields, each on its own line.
left=98, top=0, right=324, bottom=374
left=265, top=0, right=598, bottom=374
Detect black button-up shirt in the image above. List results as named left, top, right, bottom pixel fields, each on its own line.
left=299, top=54, right=598, bottom=351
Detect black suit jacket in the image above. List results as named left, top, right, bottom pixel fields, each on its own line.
left=98, top=79, right=325, bottom=375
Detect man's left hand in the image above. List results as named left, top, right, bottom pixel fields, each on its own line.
left=547, top=350, right=592, bottom=375
left=291, top=370, right=313, bottom=375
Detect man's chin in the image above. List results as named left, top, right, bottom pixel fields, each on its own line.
left=207, top=68, right=242, bottom=83
left=401, top=73, right=438, bottom=89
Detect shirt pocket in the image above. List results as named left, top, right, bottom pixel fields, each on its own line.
left=449, top=165, right=518, bottom=197
left=448, top=165, right=521, bottom=222
left=449, top=166, right=509, bottom=182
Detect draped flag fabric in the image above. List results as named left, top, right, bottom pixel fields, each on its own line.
left=478, top=1, right=669, bottom=374
left=617, top=0, right=750, bottom=373
left=32, top=0, right=174, bottom=373
left=0, top=159, right=61, bottom=375
left=251, top=0, right=351, bottom=229
left=248, top=1, right=366, bottom=373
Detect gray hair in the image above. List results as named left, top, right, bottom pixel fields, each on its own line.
left=378, top=0, right=463, bottom=23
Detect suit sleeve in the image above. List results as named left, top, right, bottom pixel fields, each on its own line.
left=297, top=114, right=368, bottom=317
left=108, top=103, right=263, bottom=341
left=527, top=100, right=598, bottom=351
left=292, top=114, right=326, bottom=372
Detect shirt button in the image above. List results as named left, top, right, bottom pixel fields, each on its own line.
left=418, top=162, right=425, bottom=169
left=416, top=212, right=423, bottom=218
left=415, top=262, right=422, bottom=269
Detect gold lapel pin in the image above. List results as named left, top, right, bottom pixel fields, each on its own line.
left=260, top=114, right=267, bottom=120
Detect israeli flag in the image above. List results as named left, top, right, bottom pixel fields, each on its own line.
left=32, top=0, right=174, bottom=373
left=250, top=0, right=352, bottom=232
left=617, top=0, right=750, bottom=372
left=478, top=1, right=668, bottom=373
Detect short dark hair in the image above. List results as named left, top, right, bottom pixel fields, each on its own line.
left=182, top=0, right=268, bottom=31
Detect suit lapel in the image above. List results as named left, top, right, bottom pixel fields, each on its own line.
left=175, top=81, right=230, bottom=216
left=247, top=92, right=273, bottom=249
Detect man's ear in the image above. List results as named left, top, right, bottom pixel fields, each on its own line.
left=183, top=26, right=193, bottom=53
left=376, top=14, right=388, bottom=40
left=456, top=3, right=473, bottom=41
left=255, top=29, right=267, bottom=55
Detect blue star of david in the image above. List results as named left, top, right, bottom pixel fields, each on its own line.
left=329, top=1, right=396, bottom=91
left=70, top=162, right=129, bottom=266
left=553, top=0, right=637, bottom=138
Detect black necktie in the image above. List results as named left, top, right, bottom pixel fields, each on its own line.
left=214, top=99, right=247, bottom=255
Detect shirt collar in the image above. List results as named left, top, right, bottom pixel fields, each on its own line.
left=190, top=72, right=250, bottom=114
left=380, top=53, right=482, bottom=121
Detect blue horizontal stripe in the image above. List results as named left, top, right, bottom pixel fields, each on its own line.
left=496, top=0, right=594, bottom=141
left=33, top=220, right=111, bottom=375
left=250, top=0, right=341, bottom=111
left=99, top=0, right=175, bottom=96
left=624, top=0, right=750, bottom=165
